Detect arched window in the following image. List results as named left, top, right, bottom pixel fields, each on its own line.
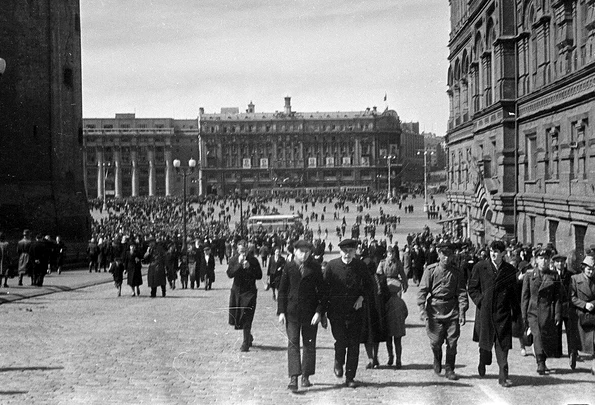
left=484, top=18, right=495, bottom=105
left=473, top=32, right=483, bottom=112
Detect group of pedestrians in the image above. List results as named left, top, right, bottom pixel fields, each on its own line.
left=0, top=229, right=67, bottom=288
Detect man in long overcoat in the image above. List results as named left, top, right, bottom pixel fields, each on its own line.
left=144, top=238, right=167, bottom=298
left=227, top=240, right=263, bottom=352
left=521, top=248, right=563, bottom=374
left=468, top=240, right=521, bottom=388
left=277, top=240, right=328, bottom=392
left=324, top=238, right=371, bottom=388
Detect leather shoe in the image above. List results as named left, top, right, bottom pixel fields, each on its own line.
left=240, top=344, right=249, bottom=352
left=345, top=379, right=357, bottom=388
left=301, top=375, right=312, bottom=387
left=334, top=362, right=344, bottom=378
left=569, top=352, right=577, bottom=370
left=478, top=362, right=486, bottom=377
left=499, top=379, right=513, bottom=388
left=287, top=376, right=298, bottom=392
left=445, top=370, right=458, bottom=380
left=365, top=362, right=374, bottom=369
left=387, top=355, right=394, bottom=366
left=433, top=361, right=442, bottom=375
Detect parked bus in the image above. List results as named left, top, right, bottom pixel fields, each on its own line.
left=246, top=214, right=303, bottom=234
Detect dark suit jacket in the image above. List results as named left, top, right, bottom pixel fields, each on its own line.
left=277, top=258, right=328, bottom=324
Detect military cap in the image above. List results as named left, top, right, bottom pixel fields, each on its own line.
left=294, top=239, right=313, bottom=250
left=338, top=239, right=358, bottom=249
left=534, top=248, right=552, bottom=258
left=436, top=242, right=454, bottom=253
left=551, top=254, right=567, bottom=261
left=582, top=255, right=595, bottom=268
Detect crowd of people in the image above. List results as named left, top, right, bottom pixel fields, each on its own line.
left=1, top=191, right=594, bottom=394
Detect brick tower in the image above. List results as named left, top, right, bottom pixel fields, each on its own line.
left=0, top=1, right=91, bottom=241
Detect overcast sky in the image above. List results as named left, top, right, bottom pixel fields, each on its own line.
left=80, top=0, right=450, bottom=135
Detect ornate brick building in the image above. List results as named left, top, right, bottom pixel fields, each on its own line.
left=446, top=0, right=595, bottom=255
left=0, top=1, right=90, bottom=240
left=83, top=98, right=403, bottom=198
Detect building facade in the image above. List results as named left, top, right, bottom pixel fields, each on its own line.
left=446, top=0, right=595, bottom=255
left=0, top=0, right=90, bottom=241
left=83, top=97, right=402, bottom=198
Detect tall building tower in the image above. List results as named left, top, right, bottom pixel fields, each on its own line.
left=0, top=1, right=91, bottom=241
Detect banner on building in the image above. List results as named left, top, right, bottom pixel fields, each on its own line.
left=361, top=156, right=370, bottom=167
left=260, top=158, right=269, bottom=169
left=308, top=157, right=317, bottom=168
left=379, top=149, right=387, bottom=158
left=325, top=157, right=334, bottom=167
left=342, top=157, right=351, bottom=166
left=243, top=158, right=251, bottom=169
left=389, top=144, right=399, bottom=156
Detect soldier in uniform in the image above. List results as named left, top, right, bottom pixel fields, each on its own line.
left=417, top=242, right=468, bottom=380
left=324, top=238, right=371, bottom=388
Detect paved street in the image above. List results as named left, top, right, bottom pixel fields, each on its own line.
left=1, top=195, right=594, bottom=404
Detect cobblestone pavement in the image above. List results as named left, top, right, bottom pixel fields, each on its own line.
left=1, top=196, right=593, bottom=404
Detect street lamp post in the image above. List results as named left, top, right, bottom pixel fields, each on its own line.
left=384, top=155, right=397, bottom=198
left=102, top=161, right=111, bottom=211
left=416, top=149, right=434, bottom=212
left=173, top=158, right=197, bottom=264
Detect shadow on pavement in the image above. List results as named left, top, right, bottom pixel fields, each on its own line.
left=252, top=344, right=286, bottom=352
left=504, top=374, right=588, bottom=386
left=0, top=391, right=28, bottom=395
left=0, top=366, right=64, bottom=372
left=306, top=379, right=472, bottom=393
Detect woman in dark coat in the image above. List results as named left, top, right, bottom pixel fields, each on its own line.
left=378, top=246, right=408, bottom=367
left=521, top=249, right=563, bottom=374
left=361, top=253, right=389, bottom=369
left=267, top=246, right=286, bottom=300
left=144, top=239, right=167, bottom=298
left=227, top=240, right=263, bottom=352
left=165, top=244, right=178, bottom=290
left=124, top=243, right=143, bottom=296
left=569, top=255, right=595, bottom=374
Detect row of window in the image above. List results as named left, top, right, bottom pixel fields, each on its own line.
left=202, top=122, right=373, bottom=134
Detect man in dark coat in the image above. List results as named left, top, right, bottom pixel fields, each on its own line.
left=30, top=234, right=49, bottom=287
left=468, top=240, right=521, bottom=388
left=199, top=244, right=216, bottom=290
left=144, top=237, right=167, bottom=298
left=277, top=240, right=328, bottom=392
left=521, top=248, right=563, bottom=374
left=324, top=238, right=371, bottom=388
left=227, top=240, right=263, bottom=352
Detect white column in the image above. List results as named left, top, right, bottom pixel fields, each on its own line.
left=165, top=148, right=172, bottom=196
left=131, top=151, right=139, bottom=197
left=97, top=150, right=104, bottom=199
left=148, top=149, right=156, bottom=196
left=114, top=149, right=122, bottom=198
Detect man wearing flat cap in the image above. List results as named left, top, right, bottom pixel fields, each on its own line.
left=468, top=240, right=521, bottom=387
left=418, top=242, right=468, bottom=380
left=324, top=238, right=371, bottom=388
left=278, top=239, right=328, bottom=392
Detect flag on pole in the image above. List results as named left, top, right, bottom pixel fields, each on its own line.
left=384, top=92, right=387, bottom=102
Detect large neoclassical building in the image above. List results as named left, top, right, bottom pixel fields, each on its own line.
left=83, top=97, right=405, bottom=198
left=446, top=0, right=595, bottom=254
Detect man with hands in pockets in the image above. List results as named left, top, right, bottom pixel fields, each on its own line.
left=278, top=240, right=328, bottom=393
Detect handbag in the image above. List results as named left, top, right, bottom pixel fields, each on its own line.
left=579, top=312, right=595, bottom=328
